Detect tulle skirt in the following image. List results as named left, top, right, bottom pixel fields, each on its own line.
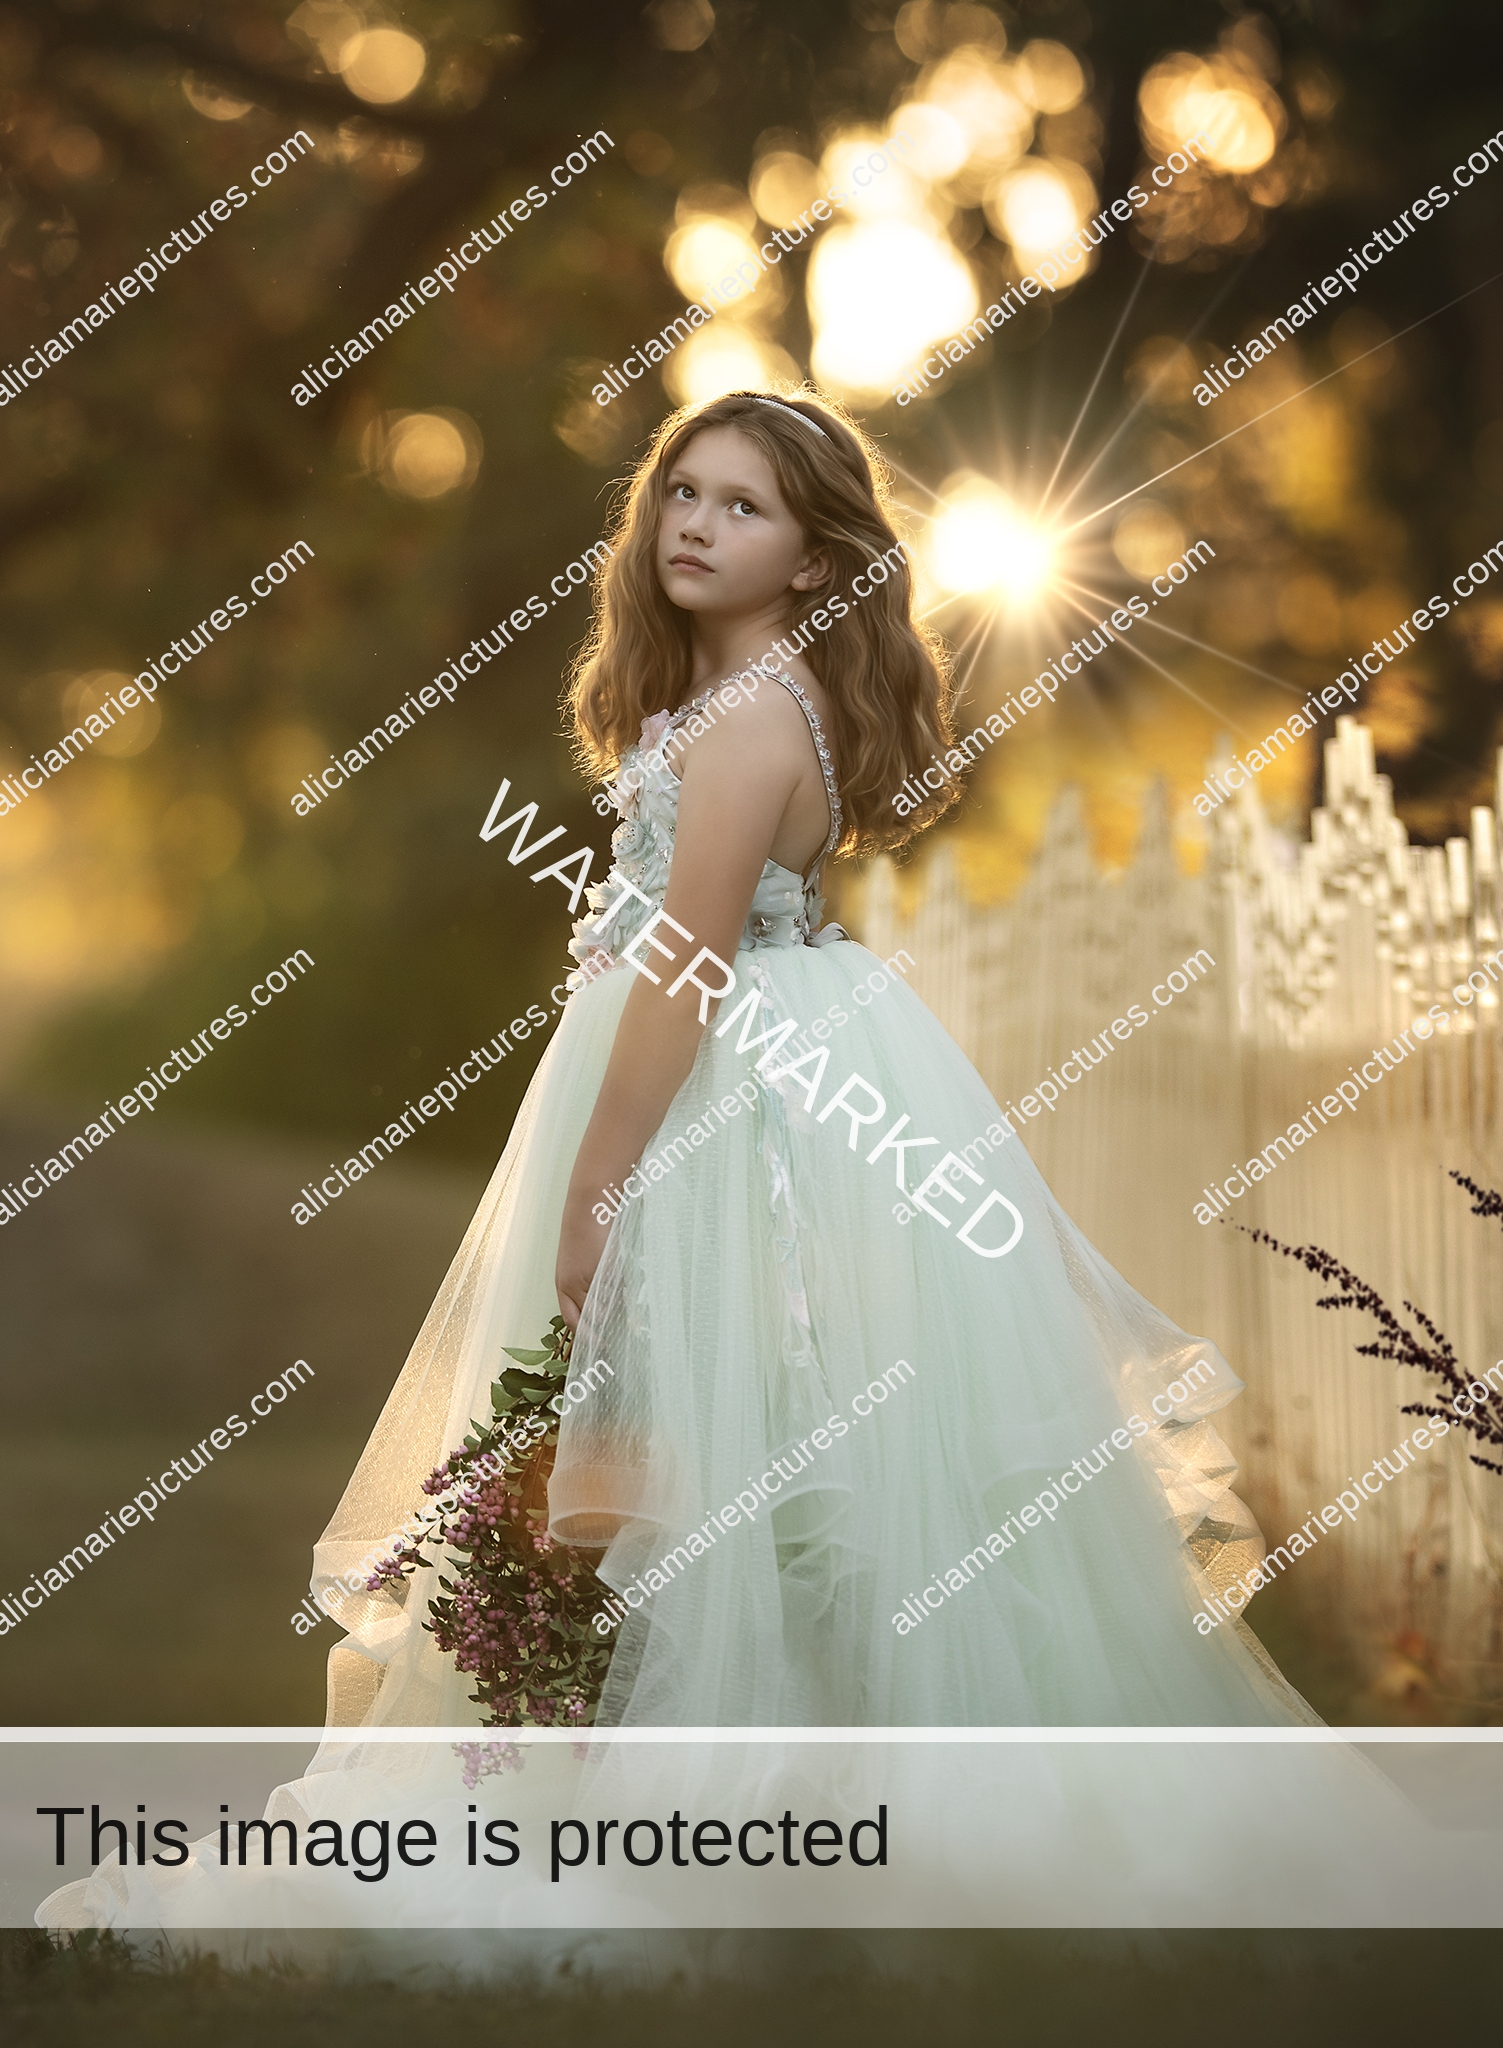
left=552, top=938, right=1309, bottom=1729
left=42, top=938, right=1503, bottom=1939
left=299, top=935, right=1305, bottom=1731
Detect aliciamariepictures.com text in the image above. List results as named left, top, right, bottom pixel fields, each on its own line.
left=593, top=1360, right=918, bottom=1635
left=592, top=136, right=911, bottom=408
left=292, top=132, right=615, bottom=406
left=2, top=1362, right=316, bottom=1646
left=289, top=540, right=613, bottom=818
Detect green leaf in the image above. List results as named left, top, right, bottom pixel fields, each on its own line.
left=498, top=1371, right=557, bottom=1409
left=502, top=1347, right=551, bottom=1367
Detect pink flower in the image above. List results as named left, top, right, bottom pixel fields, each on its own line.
left=640, top=709, right=672, bottom=752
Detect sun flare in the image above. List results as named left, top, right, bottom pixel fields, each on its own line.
left=928, top=478, right=1059, bottom=606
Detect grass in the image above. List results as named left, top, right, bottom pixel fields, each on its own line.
left=2, top=1926, right=1501, bottom=2046
left=0, top=1104, right=486, bottom=1725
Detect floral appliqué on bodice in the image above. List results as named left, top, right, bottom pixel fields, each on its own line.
left=567, top=677, right=843, bottom=986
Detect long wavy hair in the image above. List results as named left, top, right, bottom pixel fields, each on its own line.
left=566, top=388, right=958, bottom=856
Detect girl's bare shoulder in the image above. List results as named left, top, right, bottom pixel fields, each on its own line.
left=667, top=668, right=817, bottom=767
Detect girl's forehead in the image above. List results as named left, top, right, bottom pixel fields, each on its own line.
left=665, top=423, right=780, bottom=488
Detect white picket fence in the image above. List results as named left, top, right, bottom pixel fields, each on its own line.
left=853, top=718, right=1503, bottom=1696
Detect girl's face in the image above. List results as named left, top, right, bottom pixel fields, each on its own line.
left=655, top=424, right=830, bottom=620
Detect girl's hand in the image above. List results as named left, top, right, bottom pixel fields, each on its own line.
left=555, top=1185, right=613, bottom=1333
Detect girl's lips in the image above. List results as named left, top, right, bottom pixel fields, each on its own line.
left=668, top=554, right=711, bottom=572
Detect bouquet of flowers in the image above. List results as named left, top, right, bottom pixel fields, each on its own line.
left=367, top=1315, right=614, bottom=1725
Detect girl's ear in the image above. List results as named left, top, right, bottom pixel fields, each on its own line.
left=790, top=545, right=834, bottom=593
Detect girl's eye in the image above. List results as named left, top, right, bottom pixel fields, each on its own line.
left=671, top=482, right=695, bottom=501
left=733, top=499, right=758, bottom=517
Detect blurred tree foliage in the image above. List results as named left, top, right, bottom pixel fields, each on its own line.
left=0, top=0, right=1500, bottom=1164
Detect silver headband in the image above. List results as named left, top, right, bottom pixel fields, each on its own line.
left=748, top=395, right=829, bottom=439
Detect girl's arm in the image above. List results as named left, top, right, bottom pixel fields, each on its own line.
left=555, top=693, right=816, bottom=1328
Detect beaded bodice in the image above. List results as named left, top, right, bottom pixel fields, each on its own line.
left=568, top=675, right=843, bottom=982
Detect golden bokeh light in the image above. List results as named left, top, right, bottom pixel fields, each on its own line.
left=895, top=1, right=1006, bottom=64
left=1360, top=663, right=1433, bottom=759
left=749, top=152, right=821, bottom=229
left=1124, top=335, right=1201, bottom=408
left=1112, top=503, right=1188, bottom=580
left=645, top=0, right=714, bottom=52
left=675, top=182, right=756, bottom=233
left=929, top=477, right=1057, bottom=604
left=1290, top=61, right=1341, bottom=124
left=663, top=326, right=800, bottom=409
left=665, top=216, right=763, bottom=313
left=555, top=382, right=639, bottom=466
left=0, top=785, right=55, bottom=869
left=338, top=26, right=426, bottom=105
left=985, top=157, right=1094, bottom=259
left=1330, top=307, right=1397, bottom=396
left=1453, top=600, right=1503, bottom=681
left=386, top=414, right=472, bottom=498
left=51, top=128, right=103, bottom=179
left=181, top=74, right=253, bottom=121
left=1139, top=53, right=1284, bottom=175
left=808, top=220, right=978, bottom=397
left=286, top=0, right=363, bottom=67
left=885, top=103, right=969, bottom=182
left=819, top=131, right=930, bottom=221
left=918, top=48, right=1033, bottom=189
left=361, top=410, right=480, bottom=498
left=1013, top=39, right=1087, bottom=115
left=1196, top=89, right=1279, bottom=173
left=62, top=671, right=161, bottom=758
left=2, top=888, right=84, bottom=982
left=624, top=130, right=674, bottom=177
left=0, top=773, right=194, bottom=1029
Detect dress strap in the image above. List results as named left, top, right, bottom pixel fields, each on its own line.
left=661, top=687, right=720, bottom=744
left=772, top=675, right=843, bottom=857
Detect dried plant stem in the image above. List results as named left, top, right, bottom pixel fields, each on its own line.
left=1236, top=1176, right=1503, bottom=1475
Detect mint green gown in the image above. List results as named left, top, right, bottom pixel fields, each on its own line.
left=538, top=676, right=1311, bottom=1730
left=47, top=682, right=1503, bottom=1947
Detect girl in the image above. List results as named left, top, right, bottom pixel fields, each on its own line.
left=310, top=387, right=1314, bottom=1733
left=54, top=394, right=1478, bottom=1949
